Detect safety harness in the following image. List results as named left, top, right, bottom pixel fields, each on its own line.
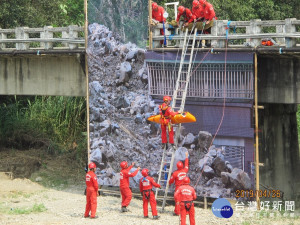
left=182, top=200, right=193, bottom=211
left=142, top=177, right=152, bottom=200
left=160, top=104, right=172, bottom=131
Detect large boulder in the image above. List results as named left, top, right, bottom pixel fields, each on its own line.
left=90, top=148, right=102, bottom=167
left=182, top=133, right=196, bottom=147
left=221, top=168, right=252, bottom=191
left=197, top=131, right=213, bottom=152
left=118, top=61, right=132, bottom=84
left=212, top=156, right=228, bottom=176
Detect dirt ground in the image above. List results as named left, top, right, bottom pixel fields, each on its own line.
left=0, top=149, right=299, bottom=225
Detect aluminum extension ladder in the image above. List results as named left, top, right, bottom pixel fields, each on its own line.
left=155, top=28, right=198, bottom=211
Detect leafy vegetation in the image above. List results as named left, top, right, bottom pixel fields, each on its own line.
left=0, top=203, right=47, bottom=215
left=0, top=0, right=84, bottom=28
left=0, top=96, right=87, bottom=161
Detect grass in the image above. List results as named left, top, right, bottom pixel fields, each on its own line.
left=0, top=203, right=47, bottom=215
left=7, top=191, right=32, bottom=199
left=0, top=96, right=87, bottom=164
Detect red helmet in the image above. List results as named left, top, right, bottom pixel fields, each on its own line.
left=120, top=161, right=128, bottom=169
left=199, top=0, right=206, bottom=4
left=177, top=161, right=183, bottom=170
left=163, top=96, right=172, bottom=102
left=178, top=6, right=185, bottom=13
left=183, top=177, right=190, bottom=184
left=152, top=2, right=158, bottom=10
left=141, top=168, right=149, bottom=177
left=193, top=0, right=200, bottom=7
left=88, top=162, right=96, bottom=169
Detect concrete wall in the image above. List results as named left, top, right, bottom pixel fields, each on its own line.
left=259, top=104, right=300, bottom=203
left=258, top=54, right=300, bottom=104
left=0, top=55, right=86, bottom=96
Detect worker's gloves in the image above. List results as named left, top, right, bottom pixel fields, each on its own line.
left=152, top=19, right=159, bottom=25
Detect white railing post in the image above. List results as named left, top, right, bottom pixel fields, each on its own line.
left=217, top=20, right=227, bottom=48
left=68, top=25, right=79, bottom=49
left=248, top=19, right=261, bottom=47
left=285, top=18, right=296, bottom=48
left=40, top=26, right=53, bottom=50
left=276, top=24, right=285, bottom=45
left=153, top=25, right=161, bottom=48
left=0, top=29, right=7, bottom=49
left=62, top=28, right=69, bottom=48
left=15, top=27, right=29, bottom=50
left=211, top=20, right=218, bottom=47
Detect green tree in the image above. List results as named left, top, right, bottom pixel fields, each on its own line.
left=0, top=0, right=84, bottom=28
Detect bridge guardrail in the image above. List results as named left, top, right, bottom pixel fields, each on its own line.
left=151, top=18, right=300, bottom=49
left=0, top=25, right=85, bottom=51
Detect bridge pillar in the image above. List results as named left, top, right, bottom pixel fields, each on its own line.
left=15, top=27, right=29, bottom=50
left=285, top=18, right=297, bottom=48
left=247, top=19, right=261, bottom=46
left=62, top=25, right=79, bottom=50
left=0, top=28, right=7, bottom=49
left=259, top=104, right=300, bottom=204
left=40, top=26, right=53, bottom=50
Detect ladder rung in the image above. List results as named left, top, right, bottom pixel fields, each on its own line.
left=179, top=80, right=187, bottom=82
left=182, top=62, right=190, bottom=64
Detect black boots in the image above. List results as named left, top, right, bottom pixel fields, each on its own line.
left=121, top=206, right=128, bottom=212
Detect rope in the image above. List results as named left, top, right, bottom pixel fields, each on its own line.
left=193, top=34, right=229, bottom=189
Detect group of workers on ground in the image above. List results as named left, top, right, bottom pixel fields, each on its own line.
left=152, top=0, right=216, bottom=47
left=84, top=96, right=197, bottom=225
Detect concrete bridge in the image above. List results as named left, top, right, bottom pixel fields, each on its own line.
left=0, top=25, right=86, bottom=96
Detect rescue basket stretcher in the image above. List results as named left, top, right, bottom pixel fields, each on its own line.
left=147, top=112, right=196, bottom=124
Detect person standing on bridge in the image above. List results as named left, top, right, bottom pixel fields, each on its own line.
left=199, top=0, right=216, bottom=47
left=169, top=151, right=189, bottom=216
left=139, top=168, right=161, bottom=219
left=152, top=2, right=167, bottom=46
left=174, top=177, right=196, bottom=225
left=192, top=0, right=204, bottom=22
left=159, top=95, right=179, bottom=148
left=84, top=162, right=99, bottom=219
left=176, top=6, right=196, bottom=28
left=120, top=161, right=140, bottom=212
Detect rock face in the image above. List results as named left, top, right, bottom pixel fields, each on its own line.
left=87, top=24, right=253, bottom=199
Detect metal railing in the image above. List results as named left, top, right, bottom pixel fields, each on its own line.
left=0, top=25, right=84, bottom=50
left=151, top=18, right=300, bottom=48
left=148, top=62, right=253, bottom=100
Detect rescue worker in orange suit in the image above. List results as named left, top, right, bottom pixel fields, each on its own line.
left=120, top=161, right=140, bottom=212
left=159, top=96, right=179, bottom=147
left=169, top=151, right=189, bottom=215
left=192, top=0, right=204, bottom=22
left=176, top=6, right=196, bottom=28
left=84, top=162, right=99, bottom=219
left=152, top=2, right=166, bottom=45
left=174, top=177, right=197, bottom=225
left=199, top=0, right=216, bottom=47
left=139, top=168, right=161, bottom=219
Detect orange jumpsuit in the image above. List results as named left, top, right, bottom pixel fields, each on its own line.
left=176, top=8, right=196, bottom=24
left=120, top=165, right=139, bottom=207
left=192, top=4, right=204, bottom=21
left=169, top=157, right=189, bottom=215
left=203, top=2, right=215, bottom=21
left=139, top=176, right=160, bottom=217
left=84, top=171, right=98, bottom=218
left=175, top=184, right=197, bottom=225
left=159, top=103, right=178, bottom=144
left=152, top=6, right=166, bottom=44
